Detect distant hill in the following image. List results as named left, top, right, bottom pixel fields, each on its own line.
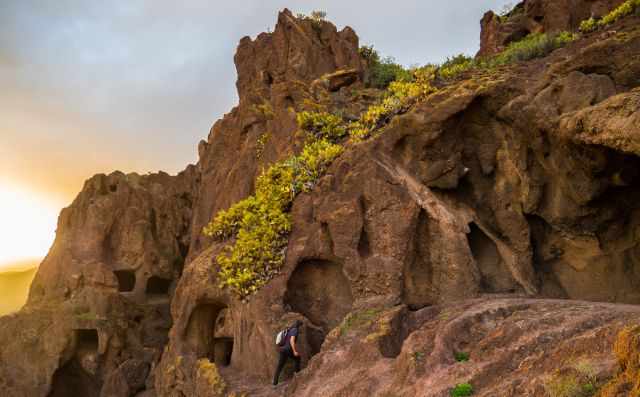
left=0, top=260, right=38, bottom=316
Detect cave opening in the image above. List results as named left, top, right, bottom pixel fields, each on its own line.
left=466, top=223, right=518, bottom=293
left=76, top=329, right=99, bottom=352
left=284, top=259, right=354, bottom=352
left=145, top=276, right=172, bottom=295
left=48, top=359, right=101, bottom=397
left=403, top=209, right=436, bottom=311
left=185, top=303, right=234, bottom=367
left=114, top=270, right=136, bottom=292
left=48, top=329, right=101, bottom=397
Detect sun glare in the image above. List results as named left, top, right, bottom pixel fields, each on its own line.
left=0, top=182, right=59, bottom=269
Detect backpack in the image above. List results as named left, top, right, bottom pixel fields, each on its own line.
left=275, top=327, right=289, bottom=346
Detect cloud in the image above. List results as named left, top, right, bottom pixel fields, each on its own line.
left=0, top=0, right=513, bottom=203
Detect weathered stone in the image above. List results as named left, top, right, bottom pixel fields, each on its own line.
left=478, top=0, right=627, bottom=56
left=286, top=298, right=640, bottom=397
left=0, top=168, right=198, bottom=396
left=2, top=3, right=640, bottom=397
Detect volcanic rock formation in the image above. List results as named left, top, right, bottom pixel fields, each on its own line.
left=478, top=0, right=627, bottom=56
left=1, top=3, right=640, bottom=397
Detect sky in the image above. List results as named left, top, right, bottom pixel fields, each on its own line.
left=0, top=0, right=513, bottom=269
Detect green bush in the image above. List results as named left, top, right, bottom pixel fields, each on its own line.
left=454, top=351, right=470, bottom=362
left=360, top=46, right=412, bottom=89
left=450, top=383, right=474, bottom=397
left=438, top=54, right=475, bottom=80
left=483, top=31, right=577, bottom=67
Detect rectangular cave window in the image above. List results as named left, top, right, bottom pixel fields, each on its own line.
left=146, top=276, right=172, bottom=295
left=76, top=329, right=99, bottom=352
left=114, top=270, right=136, bottom=292
left=214, top=338, right=234, bottom=366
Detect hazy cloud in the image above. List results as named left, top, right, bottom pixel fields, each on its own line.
left=0, top=0, right=512, bottom=203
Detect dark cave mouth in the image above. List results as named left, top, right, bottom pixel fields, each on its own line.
left=186, top=303, right=234, bottom=367
left=114, top=270, right=136, bottom=292
left=146, top=276, right=172, bottom=296
left=48, top=329, right=101, bottom=397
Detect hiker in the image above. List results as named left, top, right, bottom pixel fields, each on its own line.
left=273, top=320, right=303, bottom=385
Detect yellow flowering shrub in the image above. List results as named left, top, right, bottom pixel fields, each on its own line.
left=204, top=128, right=343, bottom=297
left=580, top=0, right=640, bottom=32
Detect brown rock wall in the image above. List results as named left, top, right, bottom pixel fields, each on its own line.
left=478, top=0, right=627, bottom=56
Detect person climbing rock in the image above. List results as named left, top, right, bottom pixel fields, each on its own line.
left=273, top=320, right=303, bottom=385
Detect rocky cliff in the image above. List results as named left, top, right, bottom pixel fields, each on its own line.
left=1, top=3, right=640, bottom=397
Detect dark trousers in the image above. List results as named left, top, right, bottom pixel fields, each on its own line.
left=273, top=349, right=301, bottom=385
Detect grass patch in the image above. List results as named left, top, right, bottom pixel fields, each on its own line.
left=450, top=383, right=474, bottom=396
left=412, top=351, right=426, bottom=362
left=544, top=374, right=594, bottom=397
left=483, top=31, right=577, bottom=67
left=75, top=312, right=99, bottom=321
left=430, top=32, right=577, bottom=82
left=544, top=360, right=599, bottom=397
left=338, top=308, right=382, bottom=336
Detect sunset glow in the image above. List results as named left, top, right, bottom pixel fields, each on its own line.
left=0, top=182, right=59, bottom=269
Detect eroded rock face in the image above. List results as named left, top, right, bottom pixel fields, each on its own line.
left=286, top=298, right=640, bottom=397
left=187, top=8, right=364, bottom=262
left=156, top=13, right=640, bottom=396
left=478, top=0, right=627, bottom=56
left=0, top=168, right=198, bottom=396
left=2, top=3, right=640, bottom=397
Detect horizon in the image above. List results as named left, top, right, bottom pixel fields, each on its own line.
left=0, top=0, right=512, bottom=270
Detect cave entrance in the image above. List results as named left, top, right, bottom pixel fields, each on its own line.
left=146, top=276, right=172, bottom=295
left=467, top=223, right=518, bottom=293
left=213, top=337, right=234, bottom=366
left=185, top=304, right=234, bottom=367
left=403, top=210, right=435, bottom=311
left=284, top=259, right=353, bottom=353
left=48, top=359, right=101, bottom=397
left=48, top=329, right=101, bottom=397
left=76, top=329, right=99, bottom=352
left=114, top=270, right=136, bottom=292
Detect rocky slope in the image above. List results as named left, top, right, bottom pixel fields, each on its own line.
left=1, top=1, right=640, bottom=396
